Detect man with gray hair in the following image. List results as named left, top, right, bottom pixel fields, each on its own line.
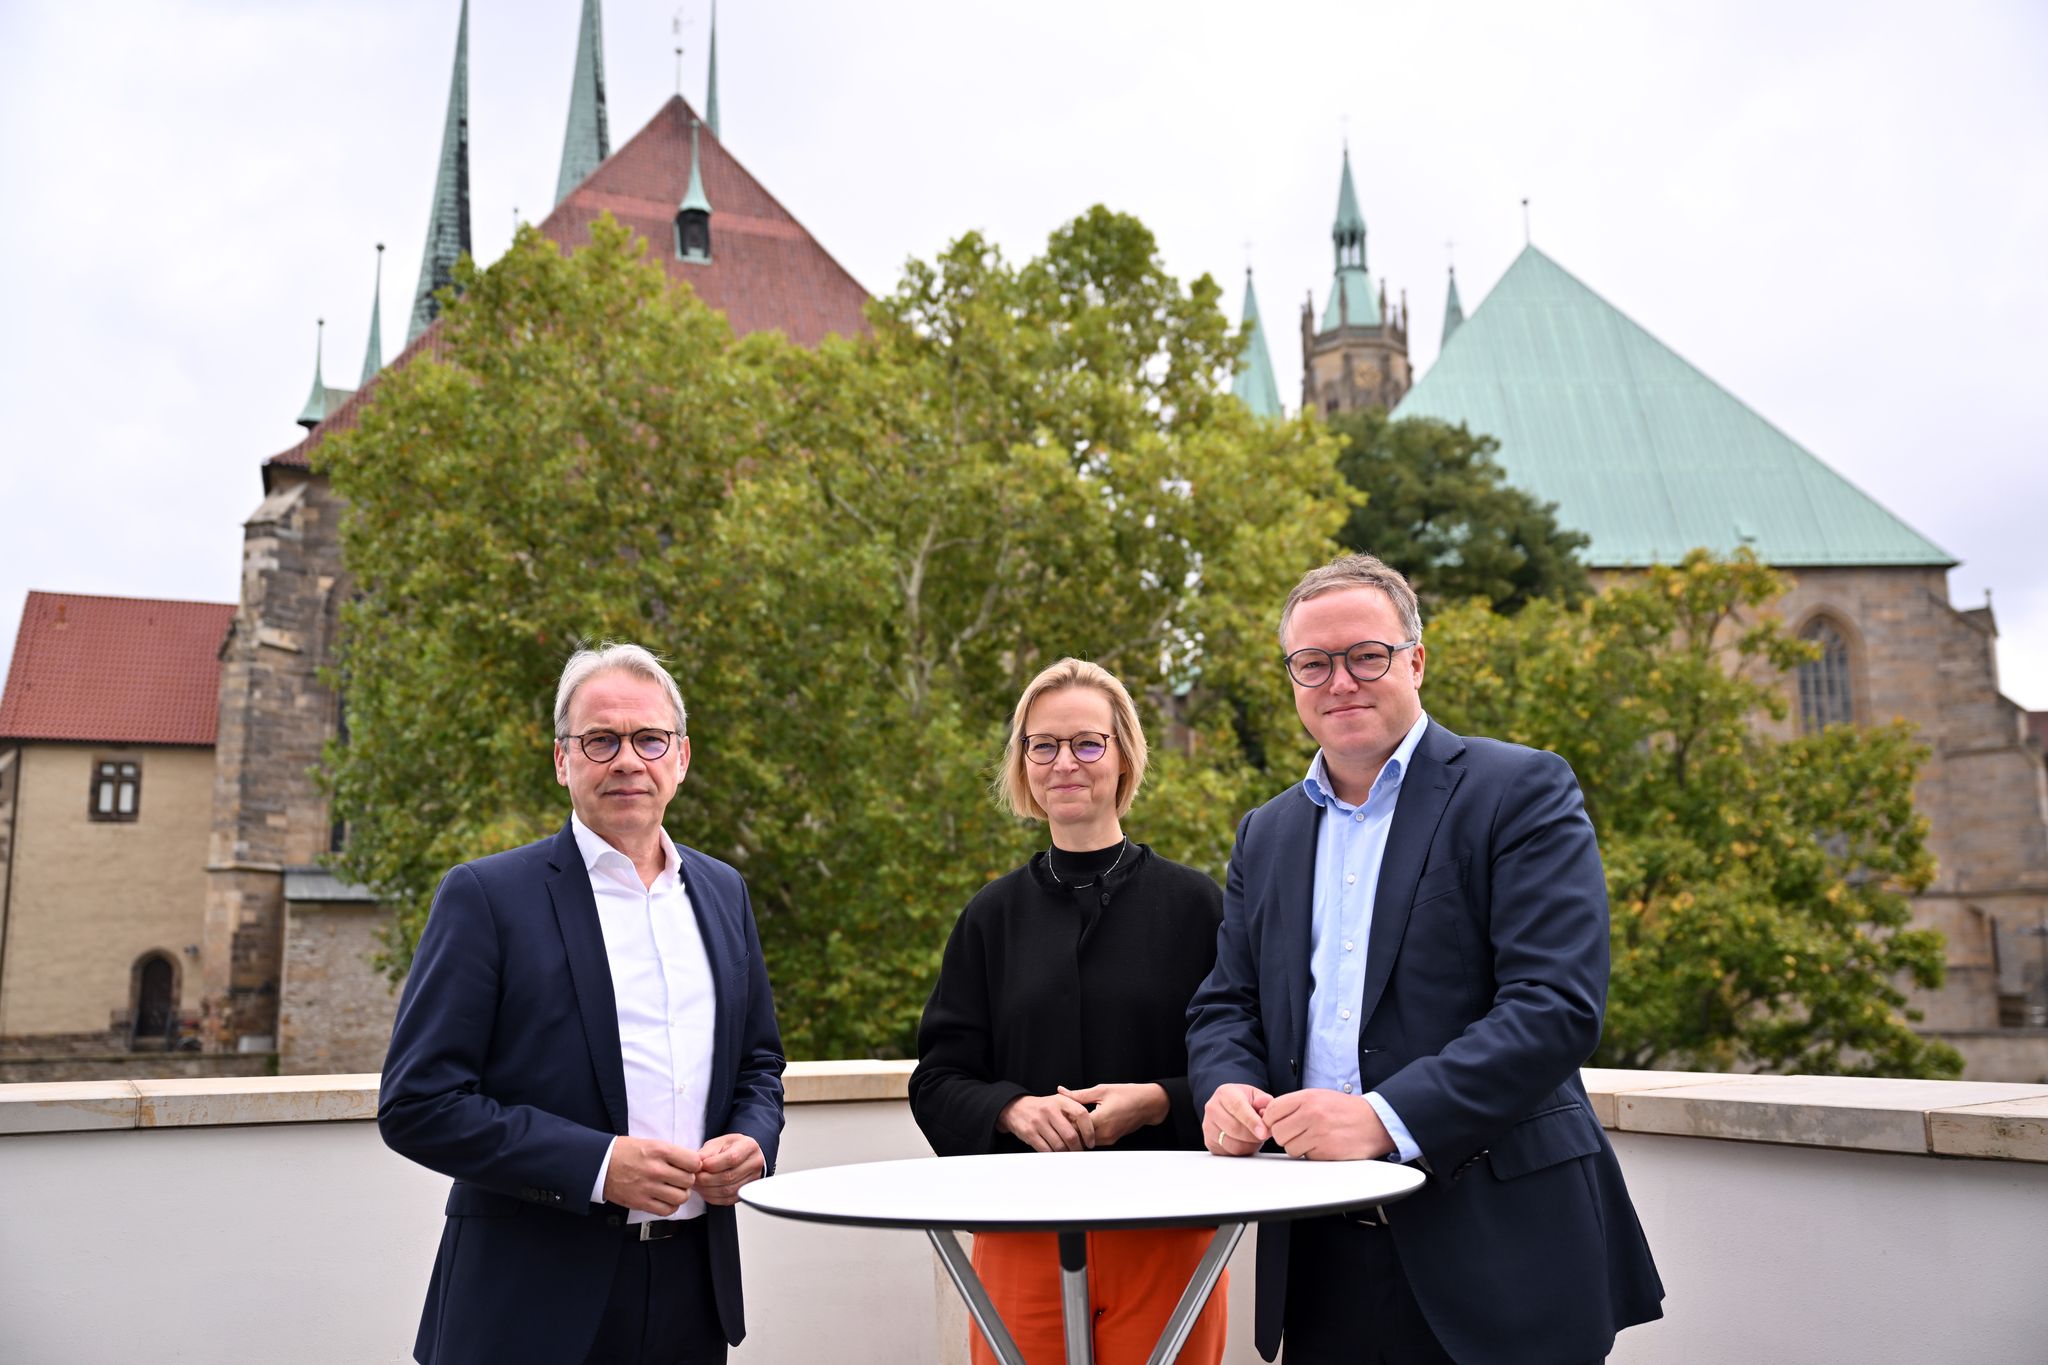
left=1188, top=554, right=1662, bottom=1363
left=381, top=642, right=785, bottom=1365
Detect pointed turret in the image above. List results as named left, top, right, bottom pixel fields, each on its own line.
left=1301, top=144, right=1409, bottom=415
left=674, top=118, right=714, bottom=262
left=408, top=0, right=473, bottom=343
left=296, top=320, right=355, bottom=429
left=554, top=0, right=610, bottom=205
left=705, top=1, right=721, bottom=139
left=1321, top=146, right=1379, bottom=329
left=1442, top=265, right=1465, bottom=348
left=359, top=244, right=385, bottom=385
left=1232, top=269, right=1282, bottom=419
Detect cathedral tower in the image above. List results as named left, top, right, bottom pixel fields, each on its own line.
left=1300, top=146, right=1410, bottom=415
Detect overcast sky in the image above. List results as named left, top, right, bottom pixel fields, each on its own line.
left=2, top=1, right=2044, bottom=708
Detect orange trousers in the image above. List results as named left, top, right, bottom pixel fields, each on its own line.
left=967, top=1227, right=1228, bottom=1365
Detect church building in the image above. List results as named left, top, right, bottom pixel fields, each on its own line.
left=201, top=0, right=869, bottom=1069
left=1236, top=154, right=2048, bottom=1078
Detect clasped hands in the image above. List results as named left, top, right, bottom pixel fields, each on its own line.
left=603, top=1132, right=763, bottom=1215
left=1202, top=1082, right=1395, bottom=1161
left=998, top=1082, right=1169, bottom=1153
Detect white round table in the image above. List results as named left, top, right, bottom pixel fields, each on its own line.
left=741, top=1149, right=1425, bottom=1364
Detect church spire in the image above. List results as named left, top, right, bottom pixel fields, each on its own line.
left=408, top=0, right=472, bottom=343
left=297, top=320, right=332, bottom=429
left=1442, top=265, right=1465, bottom=348
left=1332, top=145, right=1366, bottom=272
left=674, top=118, right=714, bottom=262
left=705, top=1, right=721, bottom=140
left=1319, top=146, right=1380, bottom=329
left=554, top=0, right=610, bottom=204
left=359, top=244, right=385, bottom=385
left=1232, top=268, right=1282, bottom=419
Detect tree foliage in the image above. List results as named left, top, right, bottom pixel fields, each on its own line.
left=1424, top=551, right=1960, bottom=1077
left=1331, top=407, right=1591, bottom=613
left=320, top=212, right=1348, bottom=1058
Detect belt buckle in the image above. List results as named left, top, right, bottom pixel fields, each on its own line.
left=637, top=1220, right=666, bottom=1241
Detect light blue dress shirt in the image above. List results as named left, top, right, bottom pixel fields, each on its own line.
left=1300, top=710, right=1431, bottom=1164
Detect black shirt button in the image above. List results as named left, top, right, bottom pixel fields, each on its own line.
left=1099, top=893, right=1110, bottom=906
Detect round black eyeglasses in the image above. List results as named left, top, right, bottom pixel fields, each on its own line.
left=1283, top=640, right=1419, bottom=688
left=1023, top=732, right=1115, bottom=765
left=558, top=729, right=681, bottom=763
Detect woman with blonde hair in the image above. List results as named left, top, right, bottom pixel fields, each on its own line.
left=910, top=658, right=1226, bottom=1364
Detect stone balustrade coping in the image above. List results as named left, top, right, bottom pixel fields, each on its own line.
left=3, top=1065, right=2044, bottom=1163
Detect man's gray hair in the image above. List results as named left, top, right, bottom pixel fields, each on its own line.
left=553, top=642, right=688, bottom=735
left=1278, top=554, right=1425, bottom=649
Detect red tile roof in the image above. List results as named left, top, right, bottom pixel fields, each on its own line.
left=270, top=96, right=868, bottom=471
left=0, top=592, right=236, bottom=746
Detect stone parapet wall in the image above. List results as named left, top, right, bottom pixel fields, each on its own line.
left=0, top=1052, right=273, bottom=1084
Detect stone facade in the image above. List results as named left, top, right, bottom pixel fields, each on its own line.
left=0, top=743, right=213, bottom=1038
left=201, top=467, right=355, bottom=1055
left=1767, top=567, right=2048, bottom=1036
left=1300, top=297, right=1411, bottom=417
left=280, top=899, right=399, bottom=1074
left=1582, top=563, right=2048, bottom=1051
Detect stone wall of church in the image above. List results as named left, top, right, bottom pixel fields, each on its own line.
left=0, top=743, right=212, bottom=1036
left=202, top=467, right=349, bottom=1050
left=280, top=902, right=400, bottom=1074
left=1772, top=566, right=2048, bottom=1038
left=1303, top=329, right=1412, bottom=417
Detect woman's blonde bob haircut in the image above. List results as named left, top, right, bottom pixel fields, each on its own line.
left=997, top=658, right=1150, bottom=822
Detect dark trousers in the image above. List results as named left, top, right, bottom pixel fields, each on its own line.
left=582, top=1217, right=728, bottom=1365
left=1281, top=1215, right=1453, bottom=1365
left=1280, top=1217, right=1605, bottom=1365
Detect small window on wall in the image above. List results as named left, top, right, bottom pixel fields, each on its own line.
left=90, top=759, right=141, bottom=821
left=1797, top=619, right=1855, bottom=733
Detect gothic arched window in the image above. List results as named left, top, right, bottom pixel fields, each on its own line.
left=1797, top=618, right=1855, bottom=733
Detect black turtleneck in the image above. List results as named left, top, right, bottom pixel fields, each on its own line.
left=909, top=843, right=1224, bottom=1157
left=1047, top=838, right=1128, bottom=887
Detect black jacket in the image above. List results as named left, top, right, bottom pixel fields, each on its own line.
left=910, top=843, right=1223, bottom=1156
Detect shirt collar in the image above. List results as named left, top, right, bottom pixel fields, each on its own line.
left=1302, top=710, right=1431, bottom=811
left=570, top=811, right=681, bottom=885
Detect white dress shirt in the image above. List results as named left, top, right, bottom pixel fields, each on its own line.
left=1300, top=710, right=1431, bottom=1163
left=574, top=813, right=718, bottom=1223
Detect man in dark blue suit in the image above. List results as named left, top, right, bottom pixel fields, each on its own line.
left=380, top=643, right=784, bottom=1365
left=1188, top=556, right=1662, bottom=1364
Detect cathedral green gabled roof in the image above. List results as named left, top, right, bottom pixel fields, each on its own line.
left=1394, top=246, right=1953, bottom=569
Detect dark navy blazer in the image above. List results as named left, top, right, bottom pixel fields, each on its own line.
left=379, top=822, right=785, bottom=1365
left=1188, top=721, right=1663, bottom=1365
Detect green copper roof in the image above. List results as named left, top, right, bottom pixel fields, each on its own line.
left=1332, top=147, right=1366, bottom=247
left=554, top=0, right=610, bottom=205
left=705, top=0, right=721, bottom=139
left=296, top=320, right=355, bottom=429
left=1321, top=265, right=1381, bottom=329
left=1317, top=147, right=1379, bottom=330
left=679, top=118, right=713, bottom=217
left=408, top=0, right=472, bottom=343
left=358, top=244, right=384, bottom=385
left=1393, top=246, right=1953, bottom=568
left=1232, top=269, right=1282, bottom=419
left=1441, top=266, right=1464, bottom=348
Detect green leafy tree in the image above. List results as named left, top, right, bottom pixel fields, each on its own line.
left=1331, top=408, right=1591, bottom=613
left=1424, top=551, right=1960, bottom=1077
left=320, top=211, right=1350, bottom=1058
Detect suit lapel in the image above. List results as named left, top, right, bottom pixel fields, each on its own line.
left=1358, top=723, right=1466, bottom=1029
left=545, top=822, right=630, bottom=1134
left=1267, top=788, right=1321, bottom=1076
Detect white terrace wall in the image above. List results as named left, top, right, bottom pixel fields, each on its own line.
left=1, top=1065, right=2044, bottom=1365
